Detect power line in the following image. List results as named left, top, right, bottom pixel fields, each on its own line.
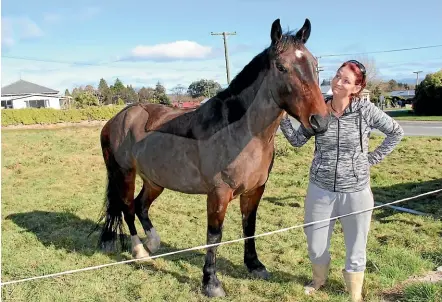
left=317, top=44, right=442, bottom=58
left=3, top=43, right=442, bottom=67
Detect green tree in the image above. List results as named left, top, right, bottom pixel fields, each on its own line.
left=187, top=79, right=222, bottom=98
left=64, top=89, right=71, bottom=96
left=74, top=91, right=100, bottom=108
left=98, top=78, right=111, bottom=105
left=412, top=70, right=442, bottom=116
left=153, top=82, right=170, bottom=105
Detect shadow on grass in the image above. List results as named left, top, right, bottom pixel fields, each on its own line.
left=371, top=178, right=442, bottom=220
left=263, top=195, right=301, bottom=208
left=6, top=210, right=299, bottom=287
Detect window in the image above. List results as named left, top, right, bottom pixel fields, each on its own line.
left=25, top=99, right=48, bottom=108
left=1, top=100, right=13, bottom=109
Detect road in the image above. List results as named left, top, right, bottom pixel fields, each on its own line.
left=279, top=118, right=442, bottom=137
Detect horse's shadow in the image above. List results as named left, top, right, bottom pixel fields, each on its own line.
left=5, top=211, right=303, bottom=289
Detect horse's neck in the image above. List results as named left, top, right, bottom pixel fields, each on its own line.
left=241, top=77, right=284, bottom=139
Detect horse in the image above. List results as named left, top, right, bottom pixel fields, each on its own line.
left=96, top=18, right=330, bottom=297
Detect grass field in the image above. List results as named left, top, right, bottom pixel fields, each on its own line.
left=1, top=126, right=442, bottom=302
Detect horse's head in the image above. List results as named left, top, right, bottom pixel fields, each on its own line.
left=268, top=18, right=330, bottom=134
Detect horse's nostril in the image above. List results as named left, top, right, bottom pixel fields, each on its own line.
left=309, top=114, right=329, bottom=133
left=309, top=115, right=320, bottom=130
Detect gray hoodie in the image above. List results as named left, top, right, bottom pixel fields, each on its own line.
left=280, top=99, right=404, bottom=193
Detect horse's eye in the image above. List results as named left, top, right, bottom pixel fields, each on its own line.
left=276, top=63, right=287, bottom=73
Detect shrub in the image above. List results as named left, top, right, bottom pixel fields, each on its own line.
left=413, top=70, right=442, bottom=116
left=1, top=106, right=125, bottom=126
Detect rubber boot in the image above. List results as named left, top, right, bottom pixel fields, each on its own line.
left=304, top=262, right=330, bottom=295
left=342, top=269, right=364, bottom=302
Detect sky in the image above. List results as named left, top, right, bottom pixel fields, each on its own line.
left=1, top=0, right=442, bottom=93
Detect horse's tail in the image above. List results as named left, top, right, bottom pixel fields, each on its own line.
left=94, top=122, right=128, bottom=252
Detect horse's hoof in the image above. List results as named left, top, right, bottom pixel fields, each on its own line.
left=251, top=267, right=270, bottom=280
left=203, top=284, right=226, bottom=298
left=144, top=229, right=161, bottom=254
left=132, top=246, right=150, bottom=261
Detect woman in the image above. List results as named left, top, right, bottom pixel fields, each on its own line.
left=279, top=60, right=404, bottom=301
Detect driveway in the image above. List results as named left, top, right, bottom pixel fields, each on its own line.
left=279, top=118, right=442, bottom=137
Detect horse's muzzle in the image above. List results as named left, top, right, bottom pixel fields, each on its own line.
left=309, top=114, right=330, bottom=134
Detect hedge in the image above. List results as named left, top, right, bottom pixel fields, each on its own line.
left=1, top=106, right=126, bottom=126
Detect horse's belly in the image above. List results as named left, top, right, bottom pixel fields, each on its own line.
left=133, top=132, right=206, bottom=193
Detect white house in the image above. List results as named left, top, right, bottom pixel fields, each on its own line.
left=1, top=79, right=62, bottom=109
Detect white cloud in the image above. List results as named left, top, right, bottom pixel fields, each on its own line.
left=129, top=40, right=213, bottom=61
left=1, top=17, right=44, bottom=48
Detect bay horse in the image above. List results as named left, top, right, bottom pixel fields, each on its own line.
left=96, top=18, right=330, bottom=297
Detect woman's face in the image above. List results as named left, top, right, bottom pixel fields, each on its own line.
left=331, top=65, right=361, bottom=99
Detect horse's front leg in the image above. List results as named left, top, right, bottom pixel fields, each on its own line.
left=240, top=185, right=270, bottom=279
left=202, top=188, right=231, bottom=298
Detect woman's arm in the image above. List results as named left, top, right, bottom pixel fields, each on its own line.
left=279, top=115, right=313, bottom=147
left=366, top=102, right=404, bottom=166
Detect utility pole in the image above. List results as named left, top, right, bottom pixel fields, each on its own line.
left=315, top=56, right=324, bottom=85
left=413, top=70, right=423, bottom=88
left=211, top=31, right=236, bottom=85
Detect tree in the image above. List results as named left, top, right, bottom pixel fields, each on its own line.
left=65, top=89, right=71, bottom=96
left=74, top=91, right=99, bottom=108
left=387, top=79, right=398, bottom=91
left=111, top=78, right=125, bottom=102
left=187, top=79, right=222, bottom=98
left=98, top=78, right=111, bottom=105
left=153, top=81, right=170, bottom=105
left=353, top=55, right=380, bottom=88
left=124, top=85, right=139, bottom=103
left=138, top=87, right=155, bottom=102
left=412, top=70, right=442, bottom=116
left=171, top=84, right=187, bottom=102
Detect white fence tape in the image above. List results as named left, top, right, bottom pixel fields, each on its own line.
left=1, top=188, right=441, bottom=286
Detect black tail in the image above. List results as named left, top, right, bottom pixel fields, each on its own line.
left=91, top=126, right=128, bottom=252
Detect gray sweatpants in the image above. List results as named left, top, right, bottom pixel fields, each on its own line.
left=303, top=181, right=374, bottom=272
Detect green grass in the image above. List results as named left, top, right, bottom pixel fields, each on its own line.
left=2, top=127, right=442, bottom=302
left=402, top=282, right=442, bottom=302
left=385, top=109, right=442, bottom=121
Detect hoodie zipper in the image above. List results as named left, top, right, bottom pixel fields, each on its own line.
left=333, top=119, right=340, bottom=192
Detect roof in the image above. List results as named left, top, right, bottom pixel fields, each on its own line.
left=389, top=90, right=415, bottom=97
left=1, top=79, right=59, bottom=96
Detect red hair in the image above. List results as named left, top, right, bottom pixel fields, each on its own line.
left=340, top=61, right=367, bottom=98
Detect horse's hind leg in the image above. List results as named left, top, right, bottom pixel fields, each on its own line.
left=240, top=185, right=269, bottom=279
left=122, top=169, right=150, bottom=260
left=134, top=180, right=164, bottom=253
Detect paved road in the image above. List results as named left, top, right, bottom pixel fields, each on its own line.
left=279, top=118, right=442, bottom=137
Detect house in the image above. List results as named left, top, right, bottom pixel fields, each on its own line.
left=1, top=79, right=63, bottom=109
left=320, top=84, right=370, bottom=102
left=388, top=90, right=415, bottom=100
left=172, top=101, right=200, bottom=109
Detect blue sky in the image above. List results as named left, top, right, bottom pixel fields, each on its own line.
left=2, top=0, right=442, bottom=93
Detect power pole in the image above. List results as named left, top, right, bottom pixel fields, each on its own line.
left=211, top=31, right=236, bottom=85
left=315, top=56, right=324, bottom=85
left=413, top=70, right=423, bottom=88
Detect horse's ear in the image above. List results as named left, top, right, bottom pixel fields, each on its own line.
left=295, top=18, right=311, bottom=44
left=270, top=18, right=282, bottom=45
